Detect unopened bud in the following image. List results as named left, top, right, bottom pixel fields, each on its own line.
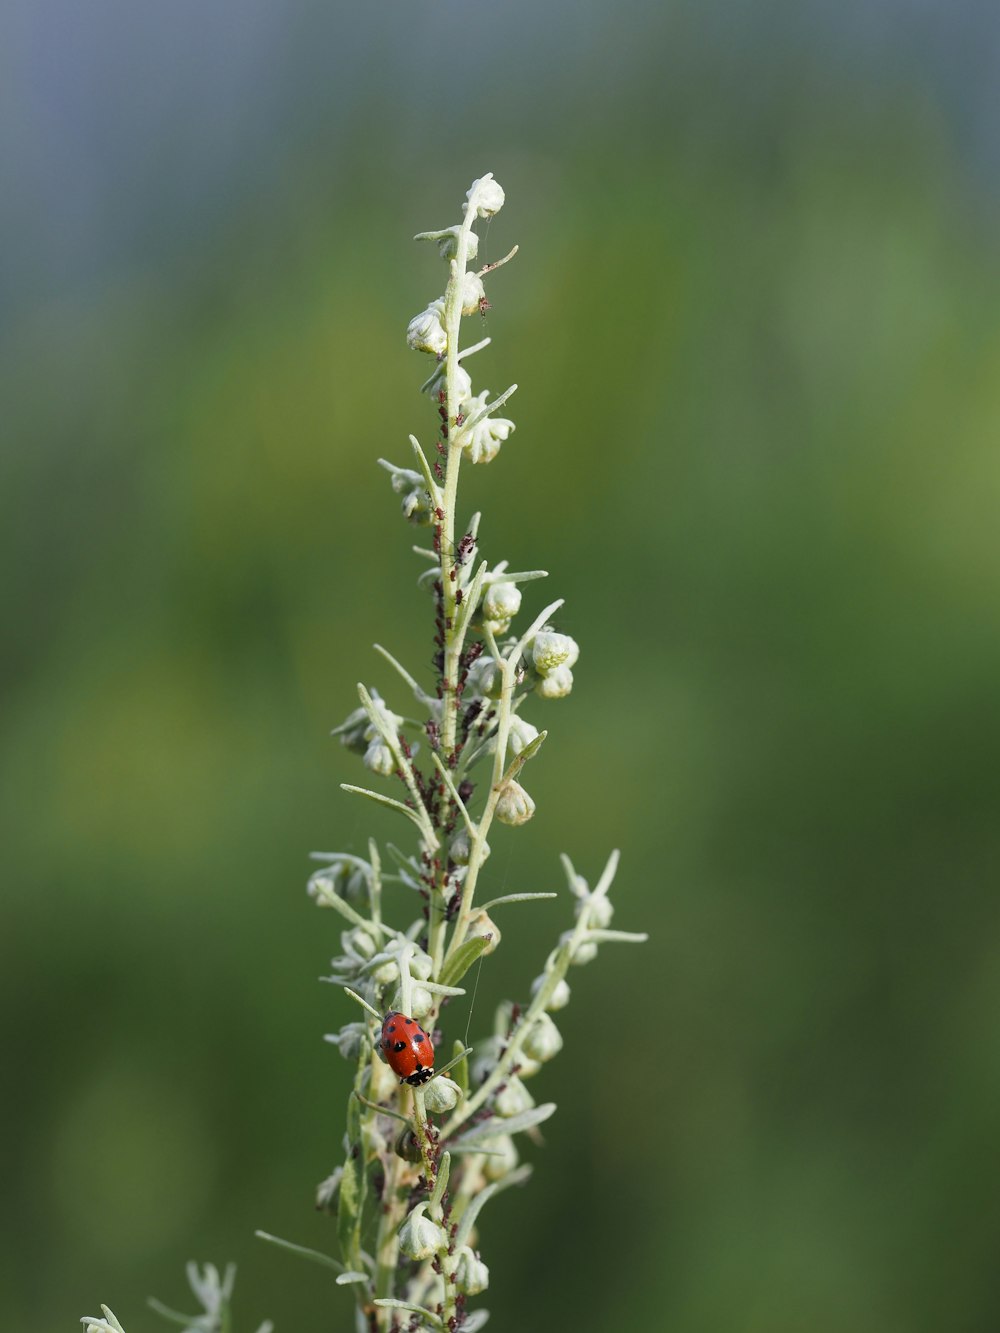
left=482, top=1134, right=519, bottom=1181
left=398, top=1203, right=447, bottom=1260
left=495, top=779, right=535, bottom=827
left=363, top=738, right=396, bottom=777
left=482, top=581, right=522, bottom=634
left=522, top=1012, right=563, bottom=1062
left=494, top=1076, right=533, bottom=1118
left=454, top=1246, right=490, bottom=1296
left=507, top=715, right=539, bottom=757
left=531, top=974, right=571, bottom=1011
left=422, top=1075, right=462, bottom=1113
left=406, top=301, right=448, bottom=356
left=464, top=909, right=501, bottom=954
left=534, top=664, right=574, bottom=699
left=467, top=175, right=505, bottom=218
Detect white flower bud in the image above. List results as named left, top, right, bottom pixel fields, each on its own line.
left=577, top=893, right=614, bottom=929
left=466, top=655, right=502, bottom=700
left=535, top=664, right=574, bottom=699
left=464, top=909, right=501, bottom=954
left=507, top=715, right=539, bottom=757
left=522, top=1012, right=563, bottom=1062
left=387, top=465, right=422, bottom=495
left=471, top=1035, right=502, bottom=1087
left=457, top=390, right=515, bottom=465
left=435, top=226, right=479, bottom=262
left=482, top=581, right=522, bottom=634
left=363, top=738, right=396, bottom=777
left=341, top=926, right=377, bottom=961
left=467, top=175, right=505, bottom=218
left=532, top=630, right=580, bottom=674
left=494, top=1075, right=534, bottom=1118
left=398, top=1204, right=447, bottom=1260
left=495, top=779, right=535, bottom=827
left=531, top=974, right=571, bottom=1010
left=454, top=1246, right=490, bottom=1296
left=410, top=984, right=434, bottom=1020
left=406, top=301, right=448, bottom=355
left=423, top=361, right=472, bottom=405
left=394, top=1126, right=423, bottom=1163
left=325, top=1021, right=367, bottom=1061
left=401, top=487, right=431, bottom=525
left=422, top=1074, right=462, bottom=1113
left=482, top=1134, right=519, bottom=1181
left=574, top=941, right=599, bottom=966
left=334, top=704, right=370, bottom=754
left=461, top=271, right=486, bottom=315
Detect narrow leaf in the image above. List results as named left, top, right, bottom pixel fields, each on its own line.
left=439, top=935, right=490, bottom=989
left=340, top=784, right=425, bottom=831
left=373, top=1298, right=443, bottom=1328
left=254, top=1230, right=344, bottom=1274
left=478, top=893, right=557, bottom=912
left=335, top=1271, right=369, bottom=1286
left=587, top=929, right=649, bottom=944
left=452, top=1102, right=556, bottom=1147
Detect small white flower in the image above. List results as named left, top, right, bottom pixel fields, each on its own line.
left=461, top=271, right=487, bottom=315
left=423, top=361, right=473, bottom=405
left=522, top=1012, right=563, bottom=1062
left=363, top=737, right=395, bottom=777
left=534, top=664, right=574, bottom=699
left=482, top=1133, right=519, bottom=1181
left=466, top=654, right=502, bottom=700
left=467, top=174, right=505, bottom=218
left=435, top=225, right=479, bottom=263
left=532, top=630, right=580, bottom=674
left=422, top=1075, right=462, bottom=1113
left=562, top=931, right=598, bottom=966
left=457, top=390, right=515, bottom=465
left=507, top=714, right=539, bottom=756
left=332, top=703, right=370, bottom=754
left=454, top=1246, right=490, bottom=1296
left=494, top=1075, right=534, bottom=1118
left=406, top=300, right=448, bottom=355
left=495, top=778, right=535, bottom=826
left=464, top=908, right=501, bottom=954
left=410, top=984, right=434, bottom=1020
left=531, top=974, right=571, bottom=1011
left=398, top=1203, right=447, bottom=1260
left=482, top=581, right=522, bottom=634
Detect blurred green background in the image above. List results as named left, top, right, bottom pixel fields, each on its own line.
left=3, top=2, right=1000, bottom=1329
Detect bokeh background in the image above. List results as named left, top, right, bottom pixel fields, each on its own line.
left=4, top=2, right=1000, bottom=1329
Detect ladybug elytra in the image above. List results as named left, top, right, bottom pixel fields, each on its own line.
left=380, top=1010, right=435, bottom=1086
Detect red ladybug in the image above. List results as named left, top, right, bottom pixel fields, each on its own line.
left=380, top=1011, right=435, bottom=1086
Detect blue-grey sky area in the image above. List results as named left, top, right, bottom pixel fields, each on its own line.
left=2, top=0, right=999, bottom=324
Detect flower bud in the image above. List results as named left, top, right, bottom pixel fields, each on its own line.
left=398, top=1204, right=447, bottom=1260
left=467, top=175, right=505, bottom=218
left=363, top=737, right=396, bottom=777
left=494, top=1075, right=534, bottom=1118
left=454, top=1246, right=490, bottom=1296
left=410, top=984, right=434, bottom=1020
left=464, top=909, right=501, bottom=954
left=532, top=630, right=580, bottom=674
left=482, top=581, right=522, bottom=634
left=401, top=487, right=432, bottom=525
left=457, top=390, right=514, bottom=465
left=333, top=704, right=370, bottom=754
left=522, top=1012, right=563, bottom=1062
left=471, top=1035, right=502, bottom=1087
left=495, top=779, right=535, bottom=827
left=325, top=1021, right=367, bottom=1061
left=482, top=1134, right=519, bottom=1181
left=567, top=935, right=598, bottom=966
left=435, top=226, right=479, bottom=263
left=422, top=1075, right=462, bottom=1113
left=406, top=301, right=448, bottom=355
left=534, top=664, right=574, bottom=699
left=466, top=655, right=502, bottom=700
left=423, top=361, right=473, bottom=405
left=531, top=974, right=571, bottom=1011
left=577, top=893, right=614, bottom=929
left=461, top=271, right=486, bottom=315
left=507, top=715, right=539, bottom=757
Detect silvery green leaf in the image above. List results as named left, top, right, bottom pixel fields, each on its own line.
left=335, top=1271, right=369, bottom=1286
left=463, top=1311, right=491, bottom=1333
left=452, top=1102, right=556, bottom=1147
left=254, top=1230, right=344, bottom=1273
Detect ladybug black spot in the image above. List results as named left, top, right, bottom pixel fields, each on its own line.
left=405, top=1017, right=415, bottom=1025
left=394, top=1041, right=406, bottom=1052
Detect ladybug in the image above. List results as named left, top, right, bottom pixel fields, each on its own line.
left=380, top=1011, right=435, bottom=1086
